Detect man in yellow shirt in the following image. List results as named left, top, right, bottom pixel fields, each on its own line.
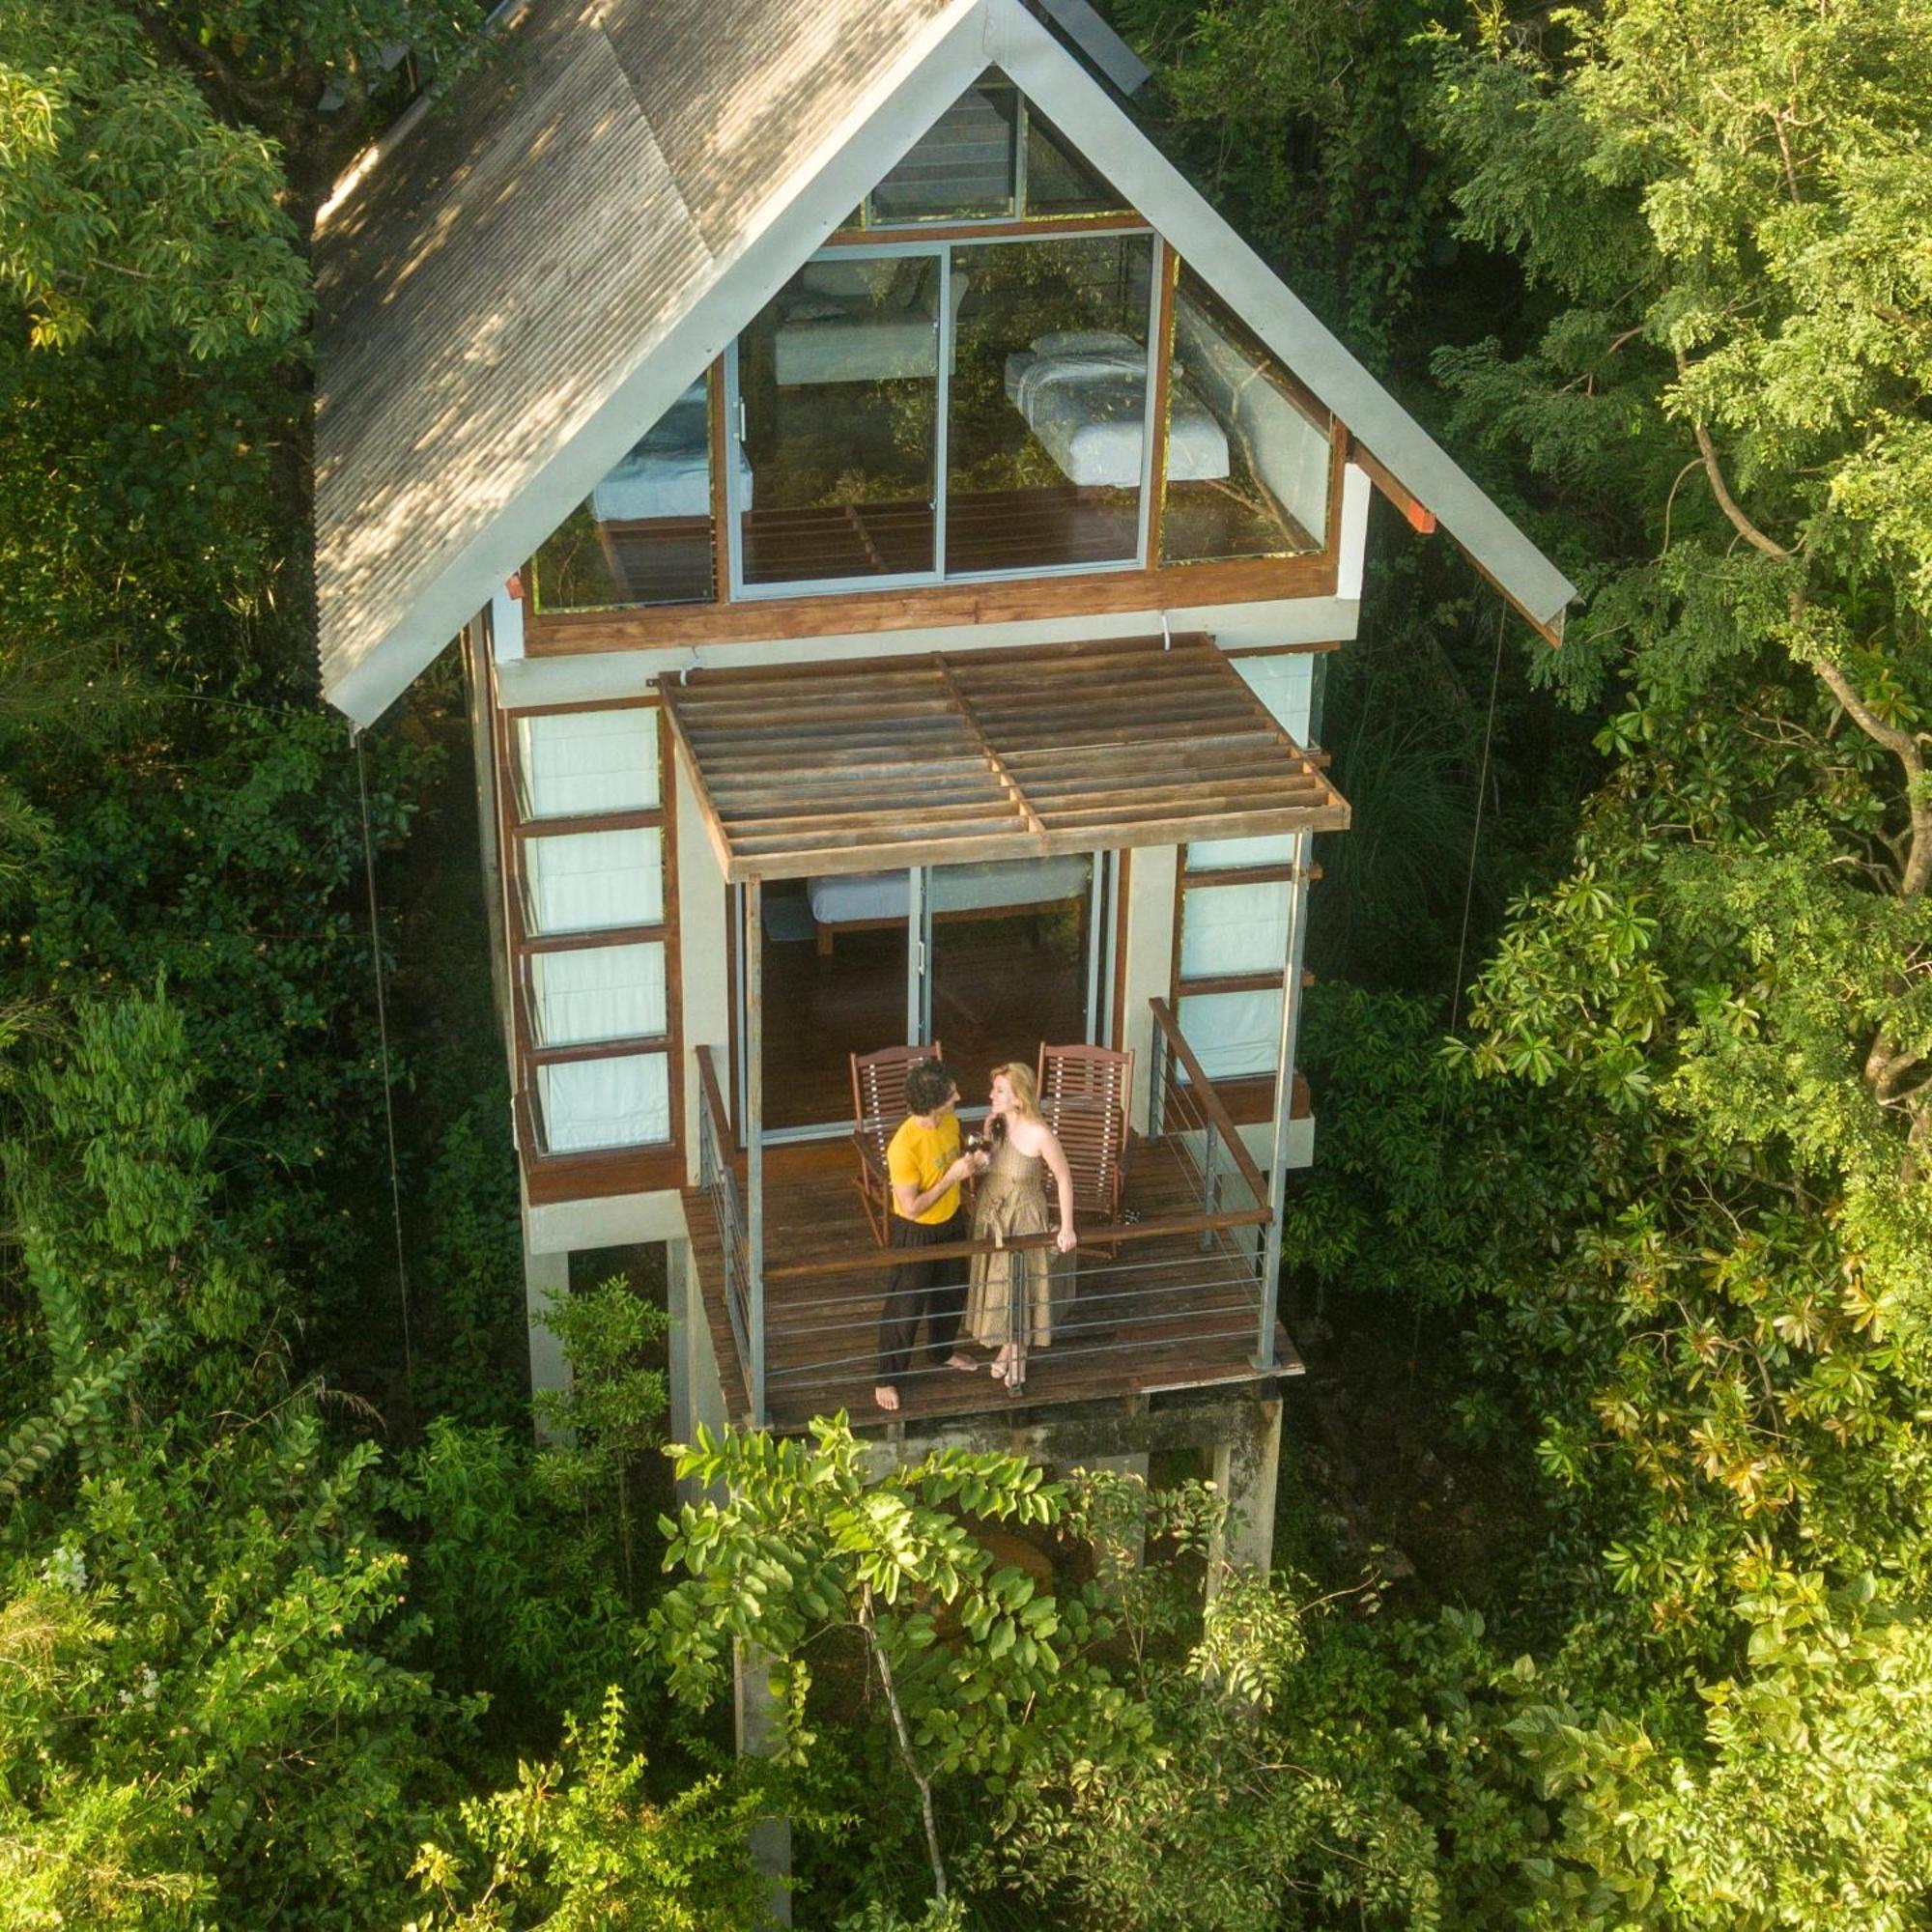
left=874, top=1060, right=986, bottom=1413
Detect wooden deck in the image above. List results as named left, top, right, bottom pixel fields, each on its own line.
left=686, top=1132, right=1302, bottom=1434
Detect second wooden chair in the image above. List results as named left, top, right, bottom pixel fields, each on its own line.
left=850, top=1040, right=945, bottom=1245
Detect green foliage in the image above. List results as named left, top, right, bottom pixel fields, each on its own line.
left=387, top=1419, right=654, bottom=1742
left=0, top=1424, right=448, bottom=1930
left=1510, top=1576, right=1932, bottom=1928
left=1117, top=0, right=1470, bottom=367
left=413, top=1106, right=526, bottom=1431
left=407, top=1686, right=766, bottom=1931
left=0, top=1, right=305, bottom=355
left=9, top=707, right=439, bottom=1340
left=533, top=1278, right=670, bottom=1603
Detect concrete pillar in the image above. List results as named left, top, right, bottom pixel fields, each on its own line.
left=735, top=1645, right=793, bottom=1925
left=668, top=1236, right=729, bottom=1505
left=523, top=1241, right=570, bottom=1423
left=1208, top=1396, right=1282, bottom=1577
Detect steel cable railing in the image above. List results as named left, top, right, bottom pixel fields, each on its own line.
left=696, top=1044, right=755, bottom=1409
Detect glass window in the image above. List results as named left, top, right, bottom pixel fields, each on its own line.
left=1161, top=266, right=1331, bottom=565
left=1178, top=882, right=1291, bottom=980
left=538, top=1052, right=670, bottom=1152
left=521, top=827, right=664, bottom=937
left=945, top=231, right=1154, bottom=574
left=530, top=377, right=720, bottom=611
left=529, top=942, right=667, bottom=1047
left=869, top=76, right=1017, bottom=224
left=1023, top=108, right=1129, bottom=218
left=737, top=254, right=941, bottom=587
left=1178, top=989, right=1283, bottom=1082
left=515, top=708, right=660, bottom=819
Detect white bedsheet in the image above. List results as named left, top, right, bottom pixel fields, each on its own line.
left=590, top=385, right=752, bottom=521
left=810, top=856, right=1093, bottom=925
left=1006, top=347, right=1229, bottom=489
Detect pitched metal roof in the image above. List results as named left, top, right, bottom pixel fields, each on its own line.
left=313, top=0, right=973, bottom=724
left=313, top=0, right=1576, bottom=726
left=659, top=635, right=1350, bottom=881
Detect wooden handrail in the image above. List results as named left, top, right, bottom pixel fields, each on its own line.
left=765, top=1205, right=1269, bottom=1282
left=696, top=1042, right=735, bottom=1154
left=1149, top=997, right=1270, bottom=1205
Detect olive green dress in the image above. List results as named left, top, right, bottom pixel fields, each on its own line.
left=964, top=1135, right=1055, bottom=1351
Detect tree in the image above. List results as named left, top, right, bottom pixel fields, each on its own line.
left=532, top=1278, right=670, bottom=1605
left=406, top=1687, right=768, bottom=1932
left=651, top=1418, right=1118, bottom=1910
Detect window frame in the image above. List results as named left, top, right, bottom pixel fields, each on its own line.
left=493, top=691, right=684, bottom=1178
left=724, top=223, right=1165, bottom=602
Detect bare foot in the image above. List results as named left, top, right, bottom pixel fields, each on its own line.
left=874, top=1383, right=899, bottom=1412
left=945, top=1352, right=980, bottom=1373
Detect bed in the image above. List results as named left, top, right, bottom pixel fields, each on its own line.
left=589, top=381, right=752, bottom=522
left=808, top=857, right=1094, bottom=956
left=1004, top=330, right=1229, bottom=489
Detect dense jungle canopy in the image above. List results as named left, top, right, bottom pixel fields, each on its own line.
left=1, top=1, right=1929, bottom=1925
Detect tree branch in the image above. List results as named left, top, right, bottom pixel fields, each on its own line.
left=1674, top=351, right=1793, bottom=562
left=858, top=1586, right=949, bottom=1903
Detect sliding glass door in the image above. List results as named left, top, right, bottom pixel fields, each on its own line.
left=742, top=855, right=1109, bottom=1139
left=729, top=248, right=945, bottom=594
left=726, top=229, right=1160, bottom=599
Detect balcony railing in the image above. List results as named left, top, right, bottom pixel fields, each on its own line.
left=687, top=1000, right=1299, bottom=1430
left=696, top=1043, right=754, bottom=1400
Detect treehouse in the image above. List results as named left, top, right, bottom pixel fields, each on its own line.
left=310, top=0, right=1572, bottom=1555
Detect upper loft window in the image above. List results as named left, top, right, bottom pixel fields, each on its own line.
left=528, top=373, right=727, bottom=614
left=857, top=73, right=1130, bottom=229
left=730, top=230, right=1156, bottom=594
left=1161, top=267, right=1331, bottom=564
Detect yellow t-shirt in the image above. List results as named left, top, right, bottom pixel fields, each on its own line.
left=887, top=1113, right=962, bottom=1226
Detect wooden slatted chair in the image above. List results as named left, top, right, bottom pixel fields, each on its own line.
left=851, top=1041, right=944, bottom=1245
left=1036, top=1043, right=1133, bottom=1254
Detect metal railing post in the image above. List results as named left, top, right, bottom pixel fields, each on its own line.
left=1257, top=834, right=1312, bottom=1371
left=745, top=878, right=766, bottom=1427
left=1200, top=1116, right=1217, bottom=1254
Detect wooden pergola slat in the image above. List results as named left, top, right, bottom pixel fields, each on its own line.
left=658, top=634, right=1351, bottom=882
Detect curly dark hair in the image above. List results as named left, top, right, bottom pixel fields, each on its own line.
left=904, top=1060, right=958, bottom=1117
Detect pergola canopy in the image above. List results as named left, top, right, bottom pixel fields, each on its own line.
left=659, top=636, right=1350, bottom=883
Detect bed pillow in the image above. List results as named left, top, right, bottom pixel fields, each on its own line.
left=1031, top=327, right=1140, bottom=357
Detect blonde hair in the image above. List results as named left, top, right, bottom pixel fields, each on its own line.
left=990, top=1062, right=1040, bottom=1121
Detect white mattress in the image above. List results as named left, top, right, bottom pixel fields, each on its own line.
left=1005, top=347, right=1228, bottom=489
left=810, top=856, right=1093, bottom=924
left=590, top=384, right=752, bottom=521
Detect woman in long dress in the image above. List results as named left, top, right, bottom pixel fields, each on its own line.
left=964, top=1063, right=1077, bottom=1390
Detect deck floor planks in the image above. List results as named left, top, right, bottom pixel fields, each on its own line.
left=685, top=1132, right=1301, bottom=1433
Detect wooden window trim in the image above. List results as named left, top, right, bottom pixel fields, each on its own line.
left=1143, top=239, right=1178, bottom=574
left=527, top=1033, right=672, bottom=1069
left=1176, top=970, right=1286, bottom=1000
left=526, top=549, right=1342, bottom=656
left=511, top=807, right=668, bottom=839
left=1179, top=861, right=1303, bottom=891
left=490, top=675, right=686, bottom=1192
left=519, top=921, right=670, bottom=956
left=827, top=212, right=1151, bottom=247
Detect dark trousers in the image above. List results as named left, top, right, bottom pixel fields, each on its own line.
left=876, top=1208, right=970, bottom=1385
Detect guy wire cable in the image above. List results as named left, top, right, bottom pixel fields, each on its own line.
left=352, top=723, right=417, bottom=1427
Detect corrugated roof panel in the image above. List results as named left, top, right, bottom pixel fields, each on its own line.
left=312, top=0, right=967, bottom=719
